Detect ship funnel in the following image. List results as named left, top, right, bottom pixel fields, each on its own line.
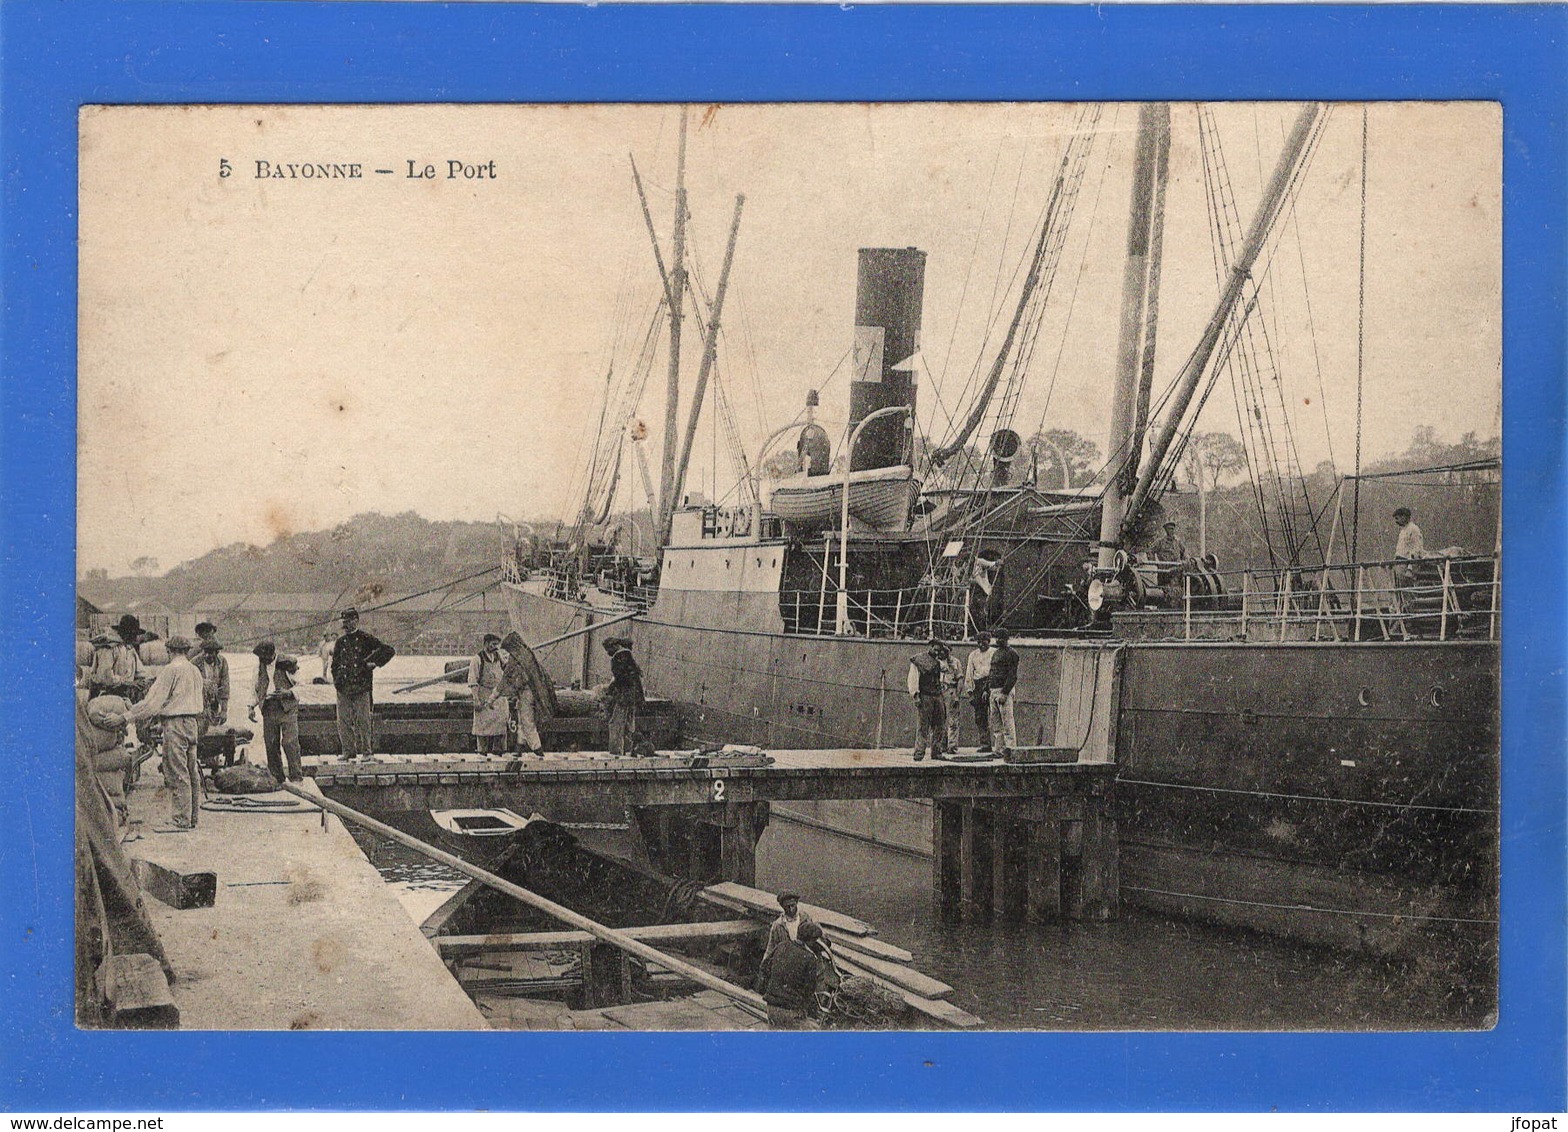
left=847, top=247, right=926, bottom=472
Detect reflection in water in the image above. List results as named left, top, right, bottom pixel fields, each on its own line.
left=351, top=789, right=1495, bottom=1030
left=755, top=818, right=1495, bottom=1031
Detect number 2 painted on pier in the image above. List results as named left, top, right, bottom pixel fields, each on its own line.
left=712, top=779, right=726, bottom=802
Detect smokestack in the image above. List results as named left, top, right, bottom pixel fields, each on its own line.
left=847, top=247, right=926, bottom=472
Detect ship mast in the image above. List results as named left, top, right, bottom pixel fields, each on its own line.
left=1096, top=103, right=1172, bottom=572
left=656, top=107, right=690, bottom=540
left=1119, top=102, right=1323, bottom=540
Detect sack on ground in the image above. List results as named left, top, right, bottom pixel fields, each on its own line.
left=213, top=763, right=282, bottom=794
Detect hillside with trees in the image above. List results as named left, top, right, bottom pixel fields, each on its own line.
left=80, top=427, right=1499, bottom=613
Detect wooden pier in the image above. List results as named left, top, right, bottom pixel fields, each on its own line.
left=313, top=748, right=1120, bottom=923
left=119, top=777, right=486, bottom=1029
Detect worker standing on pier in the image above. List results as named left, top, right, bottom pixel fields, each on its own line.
left=125, top=635, right=204, bottom=829
left=498, top=631, right=550, bottom=756
left=330, top=607, right=396, bottom=761
left=194, top=638, right=229, bottom=735
left=940, top=641, right=964, bottom=754
left=907, top=638, right=949, bottom=761
left=87, top=618, right=145, bottom=702
left=317, top=631, right=337, bottom=683
left=249, top=641, right=303, bottom=783
left=601, top=637, right=644, bottom=757
left=964, top=631, right=995, bottom=753
left=987, top=627, right=1019, bottom=758
left=467, top=634, right=510, bottom=755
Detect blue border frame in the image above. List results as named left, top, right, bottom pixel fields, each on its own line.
left=3, top=2, right=1563, bottom=1112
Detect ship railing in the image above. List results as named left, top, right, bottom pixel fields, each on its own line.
left=513, top=564, right=655, bottom=612
left=780, top=585, right=970, bottom=640
left=1163, top=553, right=1498, bottom=642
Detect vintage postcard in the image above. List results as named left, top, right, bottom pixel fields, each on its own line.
left=75, top=101, right=1500, bottom=1034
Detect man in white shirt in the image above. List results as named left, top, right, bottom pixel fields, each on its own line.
left=964, top=632, right=995, bottom=753
left=125, top=636, right=206, bottom=829
left=1392, top=507, right=1426, bottom=586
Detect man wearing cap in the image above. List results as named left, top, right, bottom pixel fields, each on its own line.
left=964, top=631, right=995, bottom=753
left=601, top=637, right=644, bottom=757
left=987, top=627, right=1020, bottom=758
left=1149, top=521, right=1189, bottom=590
left=88, top=618, right=146, bottom=701
left=907, top=638, right=950, bottom=761
left=193, top=637, right=230, bottom=735
left=760, top=891, right=820, bottom=971
left=467, top=634, right=511, bottom=755
left=760, top=919, right=839, bottom=1029
left=125, top=636, right=205, bottom=829
left=249, top=641, right=303, bottom=783
left=329, top=607, right=396, bottom=760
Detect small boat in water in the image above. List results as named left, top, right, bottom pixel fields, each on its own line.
left=431, top=808, right=533, bottom=838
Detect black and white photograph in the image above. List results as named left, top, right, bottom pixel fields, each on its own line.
left=75, top=101, right=1500, bottom=1033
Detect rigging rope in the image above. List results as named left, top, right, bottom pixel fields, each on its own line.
left=1351, top=105, right=1368, bottom=561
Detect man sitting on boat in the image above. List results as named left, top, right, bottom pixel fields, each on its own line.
left=760, top=919, right=839, bottom=1030
left=760, top=891, right=820, bottom=972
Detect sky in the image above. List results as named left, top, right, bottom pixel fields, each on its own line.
left=78, top=102, right=1500, bottom=575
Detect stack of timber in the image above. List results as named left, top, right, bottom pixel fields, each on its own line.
left=701, top=881, right=984, bottom=1029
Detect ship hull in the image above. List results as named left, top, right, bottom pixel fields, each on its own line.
left=504, top=580, right=1499, bottom=951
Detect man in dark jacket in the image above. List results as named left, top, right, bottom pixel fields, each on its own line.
left=601, top=637, right=644, bottom=756
left=329, top=607, right=395, bottom=760
left=761, top=919, right=837, bottom=1029
left=906, top=638, right=949, bottom=761
left=987, top=627, right=1020, bottom=756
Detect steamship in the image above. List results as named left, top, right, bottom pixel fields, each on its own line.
left=502, top=104, right=1499, bottom=952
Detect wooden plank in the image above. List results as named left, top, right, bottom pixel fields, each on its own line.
left=94, top=954, right=179, bottom=1029
left=904, top=994, right=984, bottom=1030
left=704, top=881, right=876, bottom=936
left=436, top=919, right=763, bottom=955
left=420, top=876, right=488, bottom=939
left=823, top=927, right=913, bottom=964
left=132, top=857, right=216, bottom=910
left=834, top=956, right=978, bottom=1029
left=830, top=949, right=951, bottom=1000
left=600, top=999, right=753, bottom=1031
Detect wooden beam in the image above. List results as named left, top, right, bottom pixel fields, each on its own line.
left=831, top=948, right=952, bottom=1000
left=435, top=919, right=764, bottom=955
left=824, top=928, right=913, bottom=965
left=833, top=955, right=979, bottom=1029
left=132, top=857, right=216, bottom=910
left=95, top=954, right=178, bottom=1029
left=702, top=881, right=877, bottom=937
